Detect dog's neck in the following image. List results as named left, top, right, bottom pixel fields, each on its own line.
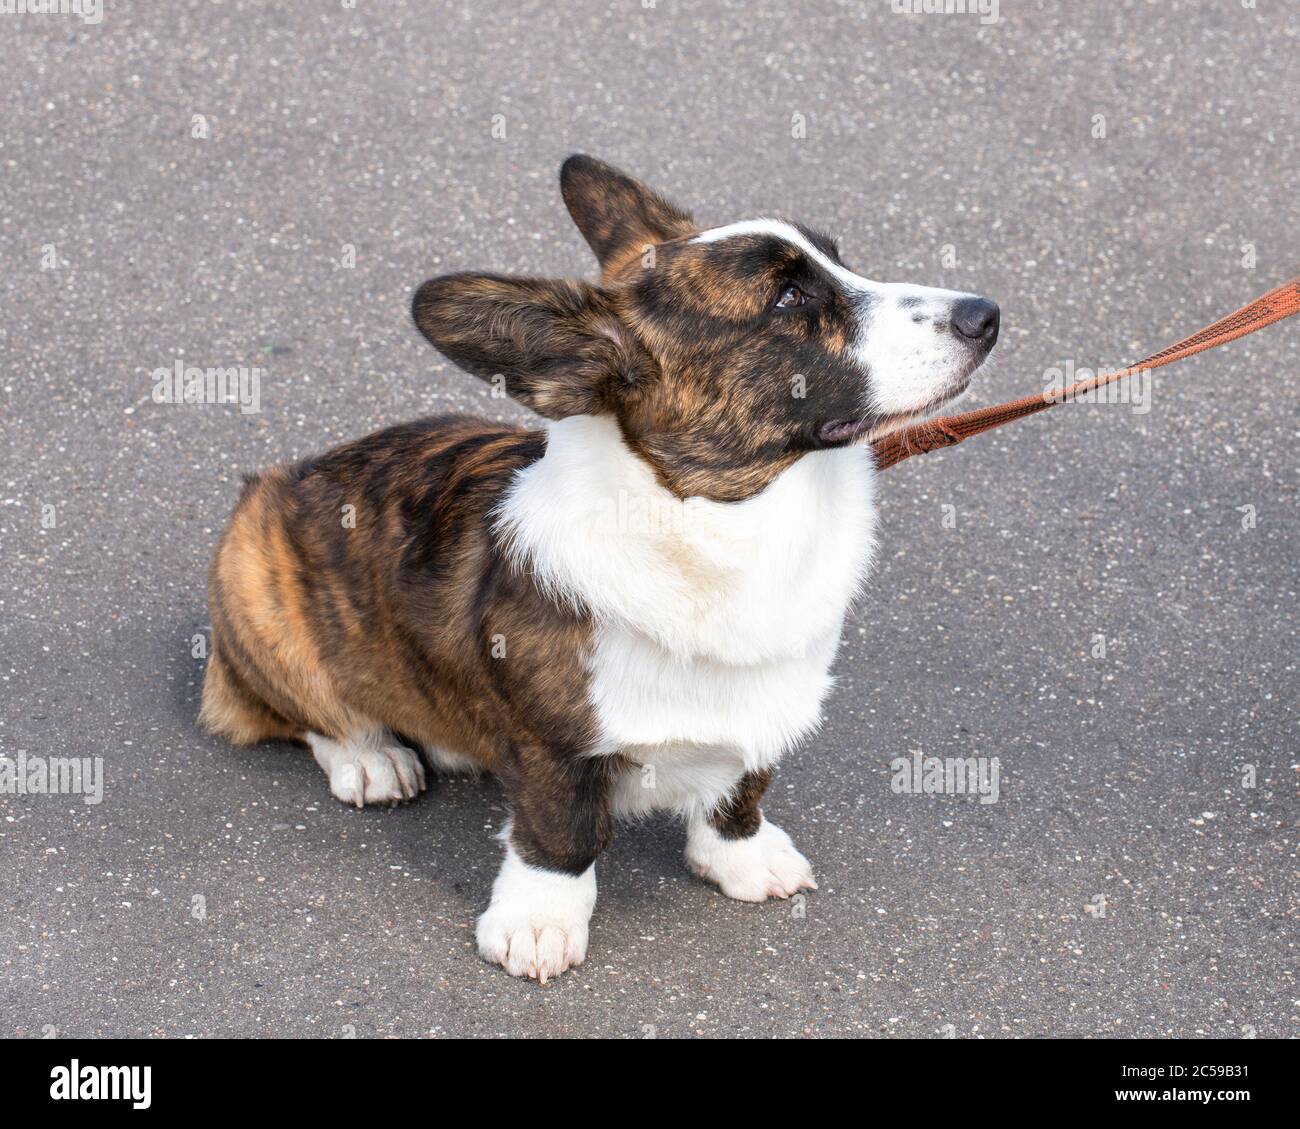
left=495, top=414, right=879, bottom=663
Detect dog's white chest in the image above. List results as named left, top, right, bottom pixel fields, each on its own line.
left=497, top=415, right=878, bottom=802
left=587, top=619, right=847, bottom=822
left=588, top=620, right=844, bottom=764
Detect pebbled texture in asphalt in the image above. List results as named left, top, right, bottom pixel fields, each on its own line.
left=0, top=0, right=1295, bottom=1038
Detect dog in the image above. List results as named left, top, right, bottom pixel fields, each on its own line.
left=199, top=155, right=999, bottom=981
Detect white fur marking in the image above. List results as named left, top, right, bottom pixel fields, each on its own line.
left=421, top=744, right=482, bottom=775
left=498, top=415, right=875, bottom=665
left=307, top=730, right=426, bottom=808
left=497, top=415, right=876, bottom=803
left=476, top=841, right=597, bottom=982
left=610, top=745, right=754, bottom=823
left=685, top=815, right=817, bottom=902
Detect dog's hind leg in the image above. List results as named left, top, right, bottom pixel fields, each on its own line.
left=199, top=647, right=304, bottom=746
left=307, top=729, right=427, bottom=809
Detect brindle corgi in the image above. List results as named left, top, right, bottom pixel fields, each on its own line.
left=200, top=156, right=999, bottom=981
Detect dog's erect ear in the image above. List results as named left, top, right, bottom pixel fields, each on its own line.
left=560, top=155, right=695, bottom=278
left=412, top=272, right=653, bottom=420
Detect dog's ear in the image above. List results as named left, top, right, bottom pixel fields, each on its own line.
left=412, top=272, right=653, bottom=419
left=560, top=155, right=695, bottom=278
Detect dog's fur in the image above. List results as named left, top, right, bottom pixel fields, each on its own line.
left=200, top=156, right=998, bottom=980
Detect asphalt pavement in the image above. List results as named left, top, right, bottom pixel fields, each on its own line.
left=1, top=0, right=1296, bottom=1038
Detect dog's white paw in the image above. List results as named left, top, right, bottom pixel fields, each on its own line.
left=307, top=732, right=427, bottom=808
left=476, top=843, right=596, bottom=983
left=686, top=816, right=817, bottom=902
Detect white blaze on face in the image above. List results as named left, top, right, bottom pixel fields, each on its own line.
left=691, top=219, right=987, bottom=417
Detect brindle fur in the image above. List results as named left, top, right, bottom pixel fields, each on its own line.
left=201, top=417, right=618, bottom=871
left=201, top=155, right=879, bottom=875
left=417, top=155, right=890, bottom=502
left=708, top=769, right=775, bottom=840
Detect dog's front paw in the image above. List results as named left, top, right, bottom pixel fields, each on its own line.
left=686, top=816, right=817, bottom=902
left=476, top=845, right=597, bottom=983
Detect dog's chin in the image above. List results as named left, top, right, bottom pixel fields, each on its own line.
left=814, top=374, right=974, bottom=448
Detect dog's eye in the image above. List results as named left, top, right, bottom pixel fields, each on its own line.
left=775, top=284, right=807, bottom=309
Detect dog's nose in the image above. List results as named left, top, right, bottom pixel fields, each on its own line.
left=950, top=297, right=1000, bottom=345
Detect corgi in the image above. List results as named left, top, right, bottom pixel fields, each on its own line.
left=199, top=155, right=999, bottom=981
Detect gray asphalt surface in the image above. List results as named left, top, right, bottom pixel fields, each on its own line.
left=1, top=1, right=1296, bottom=1039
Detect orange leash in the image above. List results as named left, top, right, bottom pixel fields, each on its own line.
left=871, top=276, right=1300, bottom=471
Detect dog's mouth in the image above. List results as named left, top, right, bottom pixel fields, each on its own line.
left=813, top=417, right=879, bottom=445
left=814, top=373, right=974, bottom=447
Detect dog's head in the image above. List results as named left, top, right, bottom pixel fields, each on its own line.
left=414, top=155, right=998, bottom=501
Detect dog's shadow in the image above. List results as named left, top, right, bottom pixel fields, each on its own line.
left=174, top=614, right=684, bottom=914
left=378, top=748, right=688, bottom=914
